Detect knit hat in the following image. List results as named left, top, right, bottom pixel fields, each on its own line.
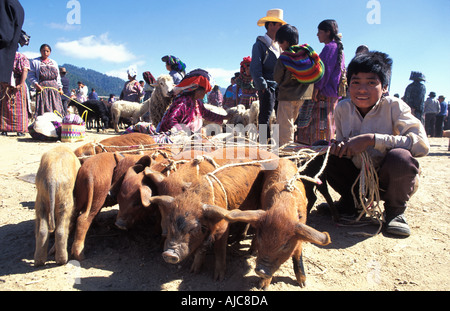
left=279, top=44, right=324, bottom=84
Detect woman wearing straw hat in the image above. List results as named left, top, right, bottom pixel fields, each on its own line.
left=250, top=8, right=286, bottom=143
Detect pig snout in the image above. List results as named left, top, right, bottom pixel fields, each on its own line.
left=114, top=217, right=128, bottom=231
left=162, top=249, right=180, bottom=264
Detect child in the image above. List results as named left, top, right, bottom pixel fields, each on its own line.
left=274, top=24, right=323, bottom=147
left=325, top=51, right=430, bottom=237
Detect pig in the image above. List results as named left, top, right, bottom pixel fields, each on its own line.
left=34, top=146, right=81, bottom=266
left=203, top=158, right=331, bottom=289
left=113, top=149, right=189, bottom=231
left=73, top=132, right=159, bottom=163
left=147, top=147, right=279, bottom=281
left=71, top=152, right=124, bottom=261
left=71, top=149, right=174, bottom=260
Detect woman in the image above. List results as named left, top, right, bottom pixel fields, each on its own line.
left=158, top=69, right=227, bottom=133
left=207, top=85, right=223, bottom=107
left=162, top=55, right=186, bottom=84
left=120, top=67, right=143, bottom=102
left=235, top=56, right=258, bottom=109
left=297, top=20, right=345, bottom=145
left=28, top=44, right=64, bottom=117
left=0, top=49, right=30, bottom=136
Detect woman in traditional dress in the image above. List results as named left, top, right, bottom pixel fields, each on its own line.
left=296, top=19, right=345, bottom=145
left=162, top=55, right=186, bottom=85
left=235, top=57, right=258, bottom=109
left=0, top=52, right=30, bottom=136
left=120, top=66, right=143, bottom=103
left=28, top=44, right=64, bottom=117
left=157, top=69, right=227, bottom=133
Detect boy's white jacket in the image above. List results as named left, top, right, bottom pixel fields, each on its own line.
left=335, top=95, right=430, bottom=169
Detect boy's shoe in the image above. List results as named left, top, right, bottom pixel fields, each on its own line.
left=385, top=214, right=410, bottom=237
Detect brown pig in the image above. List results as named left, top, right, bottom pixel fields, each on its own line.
left=73, top=132, right=161, bottom=163
left=147, top=147, right=279, bottom=281
left=115, top=149, right=223, bottom=231
left=203, top=158, right=331, bottom=289
left=71, top=152, right=124, bottom=261
left=34, top=146, right=81, bottom=266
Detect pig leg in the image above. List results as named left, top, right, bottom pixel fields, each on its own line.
left=71, top=209, right=98, bottom=261
left=292, top=245, right=306, bottom=287
left=54, top=199, right=73, bottom=265
left=259, top=276, right=273, bottom=290
left=190, top=246, right=207, bottom=275
left=213, top=226, right=230, bottom=281
left=34, top=197, right=49, bottom=266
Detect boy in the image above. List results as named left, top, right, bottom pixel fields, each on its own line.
left=325, top=51, right=430, bottom=237
left=274, top=24, right=322, bottom=147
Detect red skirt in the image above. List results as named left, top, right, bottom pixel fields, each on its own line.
left=0, top=84, right=29, bottom=133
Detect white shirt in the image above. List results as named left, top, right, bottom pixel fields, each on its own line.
left=334, top=96, right=430, bottom=168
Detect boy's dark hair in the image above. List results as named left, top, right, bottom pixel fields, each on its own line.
left=275, top=24, right=299, bottom=46
left=347, top=51, right=393, bottom=88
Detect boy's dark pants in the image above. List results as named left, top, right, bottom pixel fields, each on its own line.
left=325, top=148, right=420, bottom=221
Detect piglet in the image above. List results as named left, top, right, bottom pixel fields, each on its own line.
left=34, top=146, right=81, bottom=266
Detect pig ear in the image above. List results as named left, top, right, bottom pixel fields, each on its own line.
left=113, top=152, right=126, bottom=163
left=148, top=195, right=175, bottom=209
left=202, top=204, right=265, bottom=225
left=294, top=223, right=331, bottom=246
left=140, top=185, right=153, bottom=208
left=136, top=155, right=152, bottom=168
left=144, top=167, right=165, bottom=185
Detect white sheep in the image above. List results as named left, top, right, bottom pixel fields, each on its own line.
left=111, top=99, right=151, bottom=133
left=111, top=74, right=175, bottom=132
left=149, top=74, right=175, bottom=127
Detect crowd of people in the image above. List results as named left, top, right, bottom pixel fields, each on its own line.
left=1, top=1, right=447, bottom=238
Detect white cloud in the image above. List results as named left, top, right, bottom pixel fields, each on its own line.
left=105, top=61, right=147, bottom=80
left=55, top=33, right=136, bottom=63
left=21, top=51, right=41, bottom=60
left=205, top=67, right=239, bottom=88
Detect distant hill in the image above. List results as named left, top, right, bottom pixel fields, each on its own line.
left=62, top=64, right=126, bottom=97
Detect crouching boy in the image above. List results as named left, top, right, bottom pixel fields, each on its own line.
left=325, top=51, right=429, bottom=237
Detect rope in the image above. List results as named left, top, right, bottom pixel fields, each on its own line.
left=340, top=151, right=384, bottom=236
left=39, top=86, right=95, bottom=112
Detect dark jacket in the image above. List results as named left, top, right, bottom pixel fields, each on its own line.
left=250, top=36, right=278, bottom=91
left=0, top=0, right=24, bottom=83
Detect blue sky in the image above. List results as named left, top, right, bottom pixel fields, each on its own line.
left=20, top=0, right=450, bottom=98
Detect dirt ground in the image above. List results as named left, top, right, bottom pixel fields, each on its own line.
left=0, top=129, right=448, bottom=292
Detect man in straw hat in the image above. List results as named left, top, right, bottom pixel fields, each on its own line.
left=250, top=9, right=286, bottom=143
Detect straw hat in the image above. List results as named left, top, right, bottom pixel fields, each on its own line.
left=257, top=9, right=287, bottom=26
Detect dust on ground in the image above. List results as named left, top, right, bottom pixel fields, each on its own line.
left=0, top=130, right=448, bottom=291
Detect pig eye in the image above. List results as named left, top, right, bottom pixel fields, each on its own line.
left=201, top=225, right=208, bottom=234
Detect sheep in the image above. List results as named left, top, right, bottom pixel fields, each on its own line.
left=148, top=74, right=175, bottom=127
left=111, top=74, right=175, bottom=133
left=111, top=99, right=151, bottom=133
left=223, top=101, right=275, bottom=142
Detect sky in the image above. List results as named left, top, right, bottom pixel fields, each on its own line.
left=19, top=0, right=450, bottom=97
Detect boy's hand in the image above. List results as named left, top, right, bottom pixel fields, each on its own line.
left=330, top=134, right=375, bottom=158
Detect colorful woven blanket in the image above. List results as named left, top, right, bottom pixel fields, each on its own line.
left=279, top=44, right=324, bottom=84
